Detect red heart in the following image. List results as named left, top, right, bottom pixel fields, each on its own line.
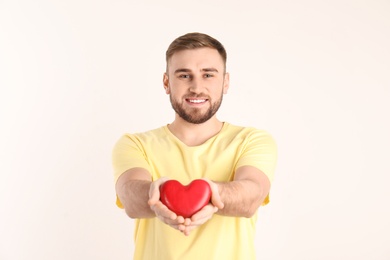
left=159, top=179, right=211, bottom=218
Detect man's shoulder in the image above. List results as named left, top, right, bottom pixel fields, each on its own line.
left=222, top=123, right=275, bottom=148
left=123, top=126, right=167, bottom=141
left=224, top=122, right=271, bottom=137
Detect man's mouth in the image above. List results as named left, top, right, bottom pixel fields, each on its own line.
left=186, top=99, right=207, bottom=104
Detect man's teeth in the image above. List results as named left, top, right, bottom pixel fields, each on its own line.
left=188, top=99, right=206, bottom=103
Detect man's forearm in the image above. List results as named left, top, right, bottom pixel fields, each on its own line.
left=117, top=179, right=156, bottom=219
left=215, top=180, right=266, bottom=217
left=214, top=166, right=271, bottom=218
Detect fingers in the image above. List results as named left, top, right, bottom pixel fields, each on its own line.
left=148, top=177, right=188, bottom=233
left=150, top=201, right=177, bottom=220
left=148, top=177, right=170, bottom=205
left=190, top=204, right=217, bottom=225
left=151, top=200, right=188, bottom=233
left=149, top=177, right=221, bottom=236
left=157, top=204, right=216, bottom=236
left=201, top=178, right=224, bottom=209
left=181, top=204, right=217, bottom=236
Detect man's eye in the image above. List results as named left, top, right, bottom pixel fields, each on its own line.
left=204, top=74, right=213, bottom=78
left=179, top=74, right=190, bottom=78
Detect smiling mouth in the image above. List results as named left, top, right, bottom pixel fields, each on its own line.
left=186, top=99, right=207, bottom=104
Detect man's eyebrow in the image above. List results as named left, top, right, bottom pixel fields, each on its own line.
left=174, top=68, right=191, bottom=74
left=174, top=68, right=219, bottom=74
left=202, top=68, right=219, bottom=72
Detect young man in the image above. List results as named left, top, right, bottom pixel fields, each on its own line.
left=112, top=32, right=277, bottom=260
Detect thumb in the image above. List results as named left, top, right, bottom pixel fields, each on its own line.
left=202, top=178, right=224, bottom=209
left=148, top=177, right=169, bottom=205
left=210, top=186, right=224, bottom=209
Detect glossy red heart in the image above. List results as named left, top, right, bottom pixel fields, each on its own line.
left=159, top=179, right=211, bottom=218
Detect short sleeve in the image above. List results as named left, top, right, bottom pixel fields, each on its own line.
left=235, top=130, right=277, bottom=182
left=112, top=134, right=152, bottom=183
left=235, top=130, right=277, bottom=205
left=112, top=134, right=152, bottom=208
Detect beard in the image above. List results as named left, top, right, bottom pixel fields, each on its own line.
left=170, top=93, right=223, bottom=124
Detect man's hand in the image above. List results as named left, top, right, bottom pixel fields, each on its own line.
left=203, top=178, right=225, bottom=210
left=180, top=179, right=224, bottom=236
left=179, top=203, right=217, bottom=236
left=148, top=177, right=186, bottom=231
left=148, top=178, right=225, bottom=236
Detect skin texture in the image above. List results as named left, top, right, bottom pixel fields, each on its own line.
left=115, top=47, right=271, bottom=236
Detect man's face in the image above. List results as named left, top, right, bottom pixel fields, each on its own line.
left=163, top=48, right=229, bottom=124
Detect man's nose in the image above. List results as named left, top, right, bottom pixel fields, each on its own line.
left=189, top=77, right=203, bottom=93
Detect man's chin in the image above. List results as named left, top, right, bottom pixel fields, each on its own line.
left=180, top=113, right=213, bottom=124
left=183, top=117, right=210, bottom=124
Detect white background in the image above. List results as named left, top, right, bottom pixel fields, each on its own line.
left=1, top=0, right=389, bottom=259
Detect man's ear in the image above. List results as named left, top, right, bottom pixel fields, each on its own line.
left=163, top=73, right=170, bottom=94
left=223, top=72, right=230, bottom=94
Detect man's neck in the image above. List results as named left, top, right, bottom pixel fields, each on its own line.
left=167, top=116, right=224, bottom=147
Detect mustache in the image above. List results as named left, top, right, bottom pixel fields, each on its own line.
left=183, top=94, right=210, bottom=99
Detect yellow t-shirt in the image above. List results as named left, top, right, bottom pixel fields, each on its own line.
left=112, top=123, right=277, bottom=260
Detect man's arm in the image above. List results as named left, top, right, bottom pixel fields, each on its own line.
left=115, top=167, right=155, bottom=218
left=182, top=165, right=270, bottom=235
left=116, top=165, right=270, bottom=236
left=115, top=168, right=187, bottom=231
left=215, top=165, right=271, bottom=218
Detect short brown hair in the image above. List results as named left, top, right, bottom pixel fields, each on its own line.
left=165, top=32, right=227, bottom=71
